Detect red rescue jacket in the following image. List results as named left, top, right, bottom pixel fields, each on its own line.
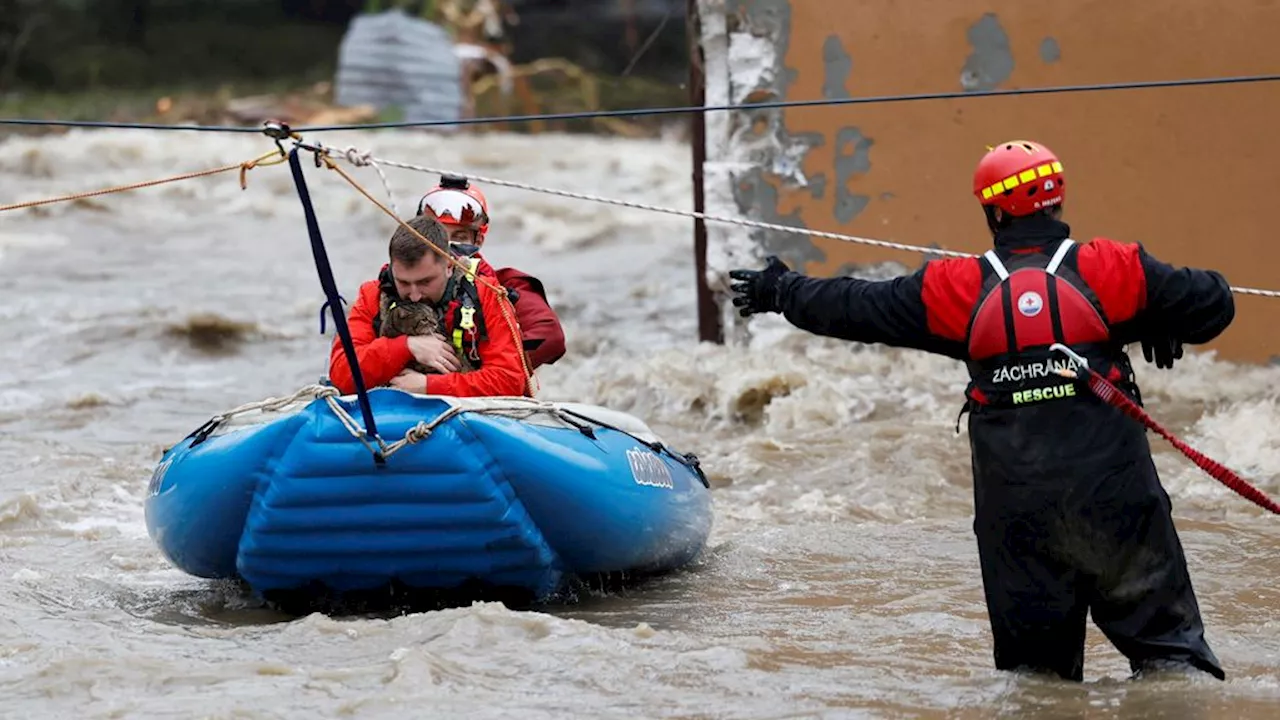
left=327, top=260, right=531, bottom=398
left=495, top=266, right=566, bottom=369
left=454, top=244, right=566, bottom=370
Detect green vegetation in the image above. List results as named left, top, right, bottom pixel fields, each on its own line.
left=2, top=2, right=344, bottom=93
left=1, top=0, right=691, bottom=138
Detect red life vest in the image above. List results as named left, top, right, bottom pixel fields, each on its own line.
left=441, top=256, right=488, bottom=366
left=373, top=257, right=490, bottom=368
left=963, top=239, right=1130, bottom=409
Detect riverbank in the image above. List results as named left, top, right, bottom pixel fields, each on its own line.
left=0, top=70, right=690, bottom=141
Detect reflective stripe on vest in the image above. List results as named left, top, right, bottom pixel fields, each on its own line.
left=981, top=237, right=1074, bottom=280
left=451, top=257, right=481, bottom=356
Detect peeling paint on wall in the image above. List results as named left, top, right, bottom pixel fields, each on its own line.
left=833, top=127, right=873, bottom=224
left=822, top=35, right=852, bottom=99
left=960, top=13, right=1014, bottom=91
left=698, top=0, right=831, bottom=337
left=695, top=0, right=1280, bottom=363
left=1040, top=37, right=1061, bottom=63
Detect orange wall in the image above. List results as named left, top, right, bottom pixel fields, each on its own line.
left=715, top=0, right=1280, bottom=363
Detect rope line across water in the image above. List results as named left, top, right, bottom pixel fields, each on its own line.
left=2, top=72, right=1277, bottom=134
left=308, top=140, right=1280, bottom=299
left=0, top=150, right=284, bottom=214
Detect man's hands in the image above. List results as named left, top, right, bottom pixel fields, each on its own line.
left=728, top=255, right=792, bottom=317
left=407, top=334, right=460, bottom=374
left=390, top=369, right=427, bottom=392
left=1141, top=335, right=1184, bottom=370
left=390, top=334, right=460, bottom=393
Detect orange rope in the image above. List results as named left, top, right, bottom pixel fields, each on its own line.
left=315, top=154, right=539, bottom=396
left=0, top=149, right=286, bottom=214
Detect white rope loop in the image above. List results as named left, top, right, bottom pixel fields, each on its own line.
left=204, top=384, right=456, bottom=460
left=215, top=384, right=338, bottom=420
left=308, top=143, right=1280, bottom=298
left=202, top=384, right=606, bottom=462
left=307, top=140, right=401, bottom=217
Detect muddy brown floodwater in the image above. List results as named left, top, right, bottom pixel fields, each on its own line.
left=1, top=130, right=1278, bottom=719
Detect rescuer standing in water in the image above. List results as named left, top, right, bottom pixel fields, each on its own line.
left=727, top=140, right=1235, bottom=682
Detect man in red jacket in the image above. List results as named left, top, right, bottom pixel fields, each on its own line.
left=728, top=140, right=1232, bottom=682
left=327, top=213, right=531, bottom=398
left=417, top=174, right=567, bottom=370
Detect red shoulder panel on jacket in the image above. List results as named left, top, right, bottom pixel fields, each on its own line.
left=921, top=257, right=983, bottom=342
left=1074, top=237, right=1147, bottom=324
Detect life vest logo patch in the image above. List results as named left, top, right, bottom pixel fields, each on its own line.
left=1017, top=291, right=1044, bottom=317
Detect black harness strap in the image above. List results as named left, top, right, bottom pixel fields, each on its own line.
left=286, top=147, right=384, bottom=465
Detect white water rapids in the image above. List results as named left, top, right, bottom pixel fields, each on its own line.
left=1, top=129, right=1279, bottom=719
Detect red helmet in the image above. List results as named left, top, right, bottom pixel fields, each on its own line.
left=417, top=184, right=490, bottom=241
left=973, top=140, right=1065, bottom=216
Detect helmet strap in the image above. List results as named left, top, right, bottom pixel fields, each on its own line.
left=983, top=205, right=1007, bottom=235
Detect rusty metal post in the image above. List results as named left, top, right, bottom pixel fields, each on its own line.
left=687, top=0, right=723, bottom=344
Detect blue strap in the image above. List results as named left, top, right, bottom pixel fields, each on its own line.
left=285, top=147, right=384, bottom=464
left=318, top=296, right=347, bottom=334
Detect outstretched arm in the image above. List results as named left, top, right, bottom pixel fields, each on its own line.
left=1137, top=248, right=1234, bottom=344
left=1075, top=238, right=1235, bottom=365
left=731, top=256, right=973, bottom=359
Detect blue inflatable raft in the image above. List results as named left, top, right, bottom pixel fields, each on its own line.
left=144, top=386, right=713, bottom=609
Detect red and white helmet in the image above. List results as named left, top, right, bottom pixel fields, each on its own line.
left=416, top=175, right=490, bottom=242
left=973, top=140, right=1065, bottom=216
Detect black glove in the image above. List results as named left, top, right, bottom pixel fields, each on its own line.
left=728, top=255, right=792, bottom=317
left=1140, top=334, right=1183, bottom=369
